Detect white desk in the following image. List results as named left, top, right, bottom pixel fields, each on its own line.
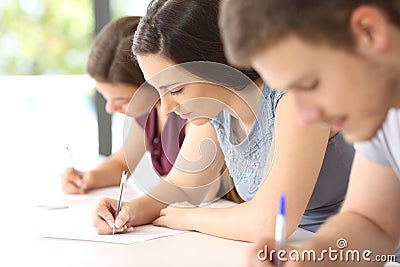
left=2, top=183, right=313, bottom=267
left=2, top=169, right=398, bottom=267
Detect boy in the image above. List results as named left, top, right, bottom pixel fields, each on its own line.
left=220, top=1, right=400, bottom=266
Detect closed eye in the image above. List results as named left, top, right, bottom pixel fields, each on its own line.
left=170, top=88, right=183, bottom=96
left=298, top=80, right=319, bottom=91
left=289, top=80, right=319, bottom=92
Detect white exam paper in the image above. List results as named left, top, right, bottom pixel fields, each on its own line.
left=37, top=206, right=186, bottom=244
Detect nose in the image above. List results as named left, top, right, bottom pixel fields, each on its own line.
left=160, top=94, right=179, bottom=114
left=105, top=101, right=117, bottom=114
left=292, top=92, right=321, bottom=125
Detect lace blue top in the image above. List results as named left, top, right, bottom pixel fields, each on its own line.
left=210, top=84, right=354, bottom=232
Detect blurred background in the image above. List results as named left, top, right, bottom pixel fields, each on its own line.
left=0, top=0, right=150, bottom=201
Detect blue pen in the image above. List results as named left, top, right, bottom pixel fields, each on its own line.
left=275, top=194, right=286, bottom=267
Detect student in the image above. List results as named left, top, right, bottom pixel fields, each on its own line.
left=219, top=0, right=400, bottom=265
left=61, top=16, right=225, bottom=208
left=94, top=0, right=354, bottom=241
left=60, top=16, right=181, bottom=193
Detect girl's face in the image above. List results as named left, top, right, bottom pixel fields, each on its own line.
left=96, top=81, right=159, bottom=118
left=96, top=82, right=135, bottom=115
left=137, top=54, right=228, bottom=125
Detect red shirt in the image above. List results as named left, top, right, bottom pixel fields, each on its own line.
left=135, top=108, right=186, bottom=176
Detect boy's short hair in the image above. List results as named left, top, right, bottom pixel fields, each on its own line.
left=219, top=0, right=400, bottom=68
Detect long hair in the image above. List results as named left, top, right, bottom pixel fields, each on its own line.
left=132, top=0, right=260, bottom=90
left=87, top=16, right=145, bottom=86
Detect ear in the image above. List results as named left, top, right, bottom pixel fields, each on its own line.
left=350, top=6, right=389, bottom=53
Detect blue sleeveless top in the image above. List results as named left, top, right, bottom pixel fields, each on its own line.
left=210, top=85, right=354, bottom=232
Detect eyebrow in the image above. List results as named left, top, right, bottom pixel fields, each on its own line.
left=158, top=82, right=179, bottom=90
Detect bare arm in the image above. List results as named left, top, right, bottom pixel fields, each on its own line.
left=285, top=152, right=400, bottom=267
left=163, top=122, right=226, bottom=204
left=128, top=122, right=226, bottom=225
left=62, top=118, right=146, bottom=193
left=93, top=122, right=226, bottom=232
left=153, top=93, right=330, bottom=241
left=89, top=148, right=129, bottom=186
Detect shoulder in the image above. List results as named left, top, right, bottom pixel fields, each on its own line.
left=354, top=108, right=400, bottom=165
left=210, top=110, right=227, bottom=129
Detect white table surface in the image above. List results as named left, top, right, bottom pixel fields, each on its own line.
left=2, top=156, right=398, bottom=267
left=2, top=181, right=314, bottom=267
left=5, top=183, right=398, bottom=267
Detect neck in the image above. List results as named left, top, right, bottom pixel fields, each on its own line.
left=154, top=101, right=168, bottom=133
left=224, top=78, right=264, bottom=134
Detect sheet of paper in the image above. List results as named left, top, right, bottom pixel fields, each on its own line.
left=37, top=206, right=186, bottom=244
left=35, top=155, right=194, bottom=244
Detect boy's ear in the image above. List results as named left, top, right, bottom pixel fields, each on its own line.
left=350, top=5, right=389, bottom=53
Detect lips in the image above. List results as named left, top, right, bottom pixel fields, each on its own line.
left=177, top=112, right=192, bottom=120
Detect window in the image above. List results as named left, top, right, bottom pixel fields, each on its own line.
left=0, top=1, right=150, bottom=189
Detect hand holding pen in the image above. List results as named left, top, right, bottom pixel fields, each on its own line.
left=92, top=171, right=136, bottom=235
left=113, top=170, right=128, bottom=235
left=61, top=145, right=85, bottom=194
left=243, top=195, right=294, bottom=267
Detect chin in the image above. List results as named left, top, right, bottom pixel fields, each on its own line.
left=342, top=124, right=381, bottom=143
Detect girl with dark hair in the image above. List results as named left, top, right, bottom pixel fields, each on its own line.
left=93, top=1, right=354, bottom=241
left=61, top=17, right=229, bottom=223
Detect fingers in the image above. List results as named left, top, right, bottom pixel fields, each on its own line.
left=159, top=207, right=168, bottom=216
left=93, top=198, right=134, bottom=235
left=93, top=198, right=117, bottom=234
left=114, top=205, right=133, bottom=229
left=60, top=168, right=84, bottom=194
left=153, top=207, right=168, bottom=226
left=114, top=225, right=134, bottom=234
left=152, top=217, right=163, bottom=226
left=61, top=180, right=81, bottom=194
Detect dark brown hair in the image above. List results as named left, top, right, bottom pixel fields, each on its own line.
left=220, top=0, right=400, bottom=67
left=132, top=0, right=260, bottom=90
left=87, top=16, right=145, bottom=86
